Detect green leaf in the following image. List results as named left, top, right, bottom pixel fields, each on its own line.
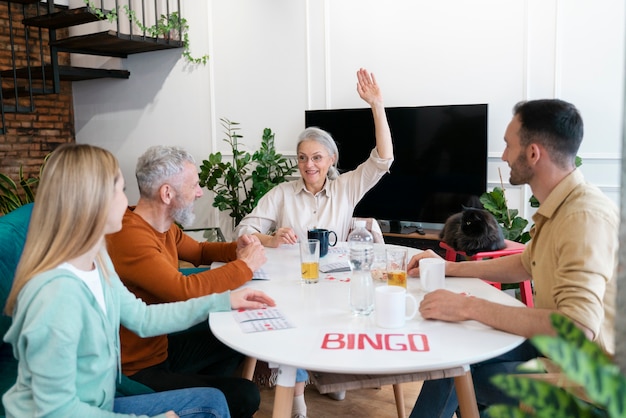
left=489, top=374, right=599, bottom=418
left=575, top=156, right=582, bottom=167
left=0, top=157, right=47, bottom=215
left=199, top=119, right=297, bottom=227
left=484, top=404, right=531, bottom=418
left=528, top=315, right=626, bottom=415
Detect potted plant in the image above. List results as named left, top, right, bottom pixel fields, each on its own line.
left=199, top=118, right=297, bottom=230
left=486, top=313, right=625, bottom=417
left=0, top=156, right=48, bottom=215
left=481, top=157, right=583, bottom=244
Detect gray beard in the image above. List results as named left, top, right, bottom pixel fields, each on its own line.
left=171, top=205, right=195, bottom=227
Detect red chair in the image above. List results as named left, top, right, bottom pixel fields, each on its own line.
left=439, top=240, right=534, bottom=307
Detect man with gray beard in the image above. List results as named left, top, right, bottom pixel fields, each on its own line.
left=107, top=145, right=267, bottom=418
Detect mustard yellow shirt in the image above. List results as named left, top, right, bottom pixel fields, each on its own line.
left=521, top=169, right=617, bottom=355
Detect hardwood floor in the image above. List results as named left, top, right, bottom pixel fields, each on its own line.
left=255, top=381, right=424, bottom=418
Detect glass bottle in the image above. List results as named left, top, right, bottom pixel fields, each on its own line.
left=348, top=221, right=374, bottom=316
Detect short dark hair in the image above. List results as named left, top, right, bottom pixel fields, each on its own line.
left=513, top=99, right=583, bottom=168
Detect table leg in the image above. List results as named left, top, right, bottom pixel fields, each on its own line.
left=454, top=368, right=479, bottom=418
left=392, top=383, right=406, bottom=418
left=272, top=364, right=297, bottom=418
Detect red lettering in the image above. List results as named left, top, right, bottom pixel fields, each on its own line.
left=408, top=334, right=430, bottom=352
left=358, top=334, right=383, bottom=350
left=321, top=332, right=431, bottom=351
left=321, top=333, right=345, bottom=349
left=384, top=334, right=408, bottom=351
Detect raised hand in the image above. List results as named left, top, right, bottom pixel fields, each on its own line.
left=356, top=68, right=383, bottom=108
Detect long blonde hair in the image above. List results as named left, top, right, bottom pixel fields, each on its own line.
left=4, top=144, right=120, bottom=315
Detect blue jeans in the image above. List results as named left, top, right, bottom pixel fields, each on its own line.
left=409, top=341, right=539, bottom=418
left=129, top=323, right=259, bottom=418
left=296, top=368, right=308, bottom=383
left=114, top=387, right=230, bottom=418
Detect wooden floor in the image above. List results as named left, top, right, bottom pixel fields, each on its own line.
left=254, top=381, right=424, bottom=418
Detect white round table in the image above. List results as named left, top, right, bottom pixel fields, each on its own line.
left=210, top=243, right=525, bottom=417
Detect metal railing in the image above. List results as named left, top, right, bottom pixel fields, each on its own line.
left=0, top=0, right=182, bottom=134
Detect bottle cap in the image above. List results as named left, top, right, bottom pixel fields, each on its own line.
left=354, top=220, right=366, bottom=228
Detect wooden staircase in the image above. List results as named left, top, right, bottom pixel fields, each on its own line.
left=0, top=0, right=185, bottom=134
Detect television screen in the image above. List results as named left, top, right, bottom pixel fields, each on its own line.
left=305, top=104, right=488, bottom=230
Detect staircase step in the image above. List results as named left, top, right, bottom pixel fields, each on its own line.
left=1, top=104, right=33, bottom=113
left=23, top=6, right=107, bottom=29
left=5, top=0, right=40, bottom=4
left=1, top=65, right=130, bottom=82
left=1, top=85, right=56, bottom=99
left=50, top=30, right=183, bottom=58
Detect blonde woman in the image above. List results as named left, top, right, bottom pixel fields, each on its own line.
left=3, top=144, right=274, bottom=418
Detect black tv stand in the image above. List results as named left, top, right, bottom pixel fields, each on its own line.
left=385, top=220, right=426, bottom=235
left=398, top=225, right=425, bottom=235
left=382, top=229, right=446, bottom=257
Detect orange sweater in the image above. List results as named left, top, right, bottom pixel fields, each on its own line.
left=106, top=207, right=252, bottom=375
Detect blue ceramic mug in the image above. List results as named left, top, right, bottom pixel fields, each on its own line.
left=307, top=228, right=338, bottom=257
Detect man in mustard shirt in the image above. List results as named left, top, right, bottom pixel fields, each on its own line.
left=407, top=99, right=617, bottom=417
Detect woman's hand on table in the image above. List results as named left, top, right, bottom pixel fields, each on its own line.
left=230, top=288, right=276, bottom=310
left=267, top=227, right=298, bottom=248
left=407, top=249, right=442, bottom=277
left=419, top=289, right=472, bottom=322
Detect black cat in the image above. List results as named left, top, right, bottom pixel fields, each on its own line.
left=439, top=207, right=505, bottom=256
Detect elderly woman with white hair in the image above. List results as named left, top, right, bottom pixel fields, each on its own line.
left=236, top=68, right=394, bottom=248
left=235, top=68, right=393, bottom=418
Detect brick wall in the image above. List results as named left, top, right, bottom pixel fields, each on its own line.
left=0, top=1, right=74, bottom=189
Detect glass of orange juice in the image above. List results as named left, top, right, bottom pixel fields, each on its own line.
left=300, top=239, right=320, bottom=284
left=386, top=247, right=408, bottom=288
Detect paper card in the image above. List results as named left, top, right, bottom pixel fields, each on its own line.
left=233, top=307, right=295, bottom=333
left=319, top=261, right=351, bottom=273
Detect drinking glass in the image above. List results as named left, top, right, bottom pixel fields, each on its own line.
left=300, top=239, right=320, bottom=284
left=386, top=247, right=408, bottom=288
left=371, top=245, right=387, bottom=282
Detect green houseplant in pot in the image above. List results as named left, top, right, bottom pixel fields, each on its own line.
left=481, top=157, right=582, bottom=244
left=0, top=155, right=48, bottom=215
left=485, top=313, right=625, bottom=418
left=198, top=118, right=297, bottom=230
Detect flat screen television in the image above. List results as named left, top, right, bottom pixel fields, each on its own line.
left=305, top=104, right=488, bottom=232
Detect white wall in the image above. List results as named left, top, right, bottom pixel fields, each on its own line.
left=73, top=0, right=625, bottom=239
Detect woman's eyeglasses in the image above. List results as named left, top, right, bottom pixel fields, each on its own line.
left=297, top=154, right=327, bottom=164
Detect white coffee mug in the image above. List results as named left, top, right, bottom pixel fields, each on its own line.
left=375, top=286, right=418, bottom=328
left=419, top=258, right=446, bottom=292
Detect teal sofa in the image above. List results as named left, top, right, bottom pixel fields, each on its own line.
left=0, top=204, right=33, bottom=416
left=0, top=204, right=152, bottom=416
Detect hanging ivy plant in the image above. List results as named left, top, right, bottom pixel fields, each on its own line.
left=84, top=1, right=208, bottom=65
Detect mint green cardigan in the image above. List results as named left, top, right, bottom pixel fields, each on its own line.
left=2, top=252, right=230, bottom=418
